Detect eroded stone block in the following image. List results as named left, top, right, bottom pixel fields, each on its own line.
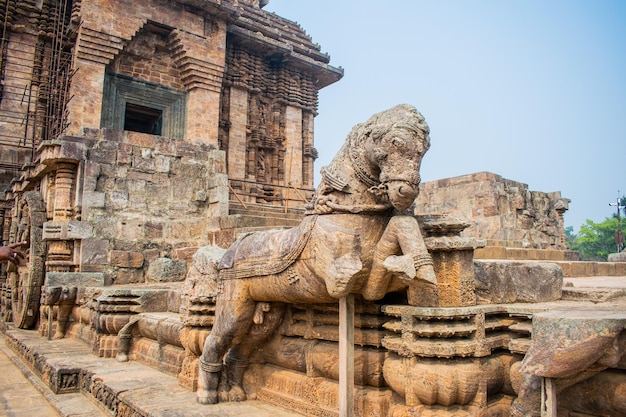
left=81, top=190, right=106, bottom=209
left=147, top=258, right=187, bottom=282
left=44, top=272, right=105, bottom=287
left=474, top=260, right=563, bottom=304
left=81, top=238, right=110, bottom=265
left=110, top=250, right=144, bottom=268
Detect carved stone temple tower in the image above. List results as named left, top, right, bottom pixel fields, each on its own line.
left=0, top=1, right=342, bottom=268
left=0, top=0, right=341, bottom=336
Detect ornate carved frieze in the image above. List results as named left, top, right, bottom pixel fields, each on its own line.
left=225, top=46, right=319, bottom=112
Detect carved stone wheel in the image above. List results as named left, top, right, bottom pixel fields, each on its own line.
left=8, top=191, right=46, bottom=329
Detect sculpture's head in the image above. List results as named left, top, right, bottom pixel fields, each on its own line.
left=348, top=104, right=430, bottom=211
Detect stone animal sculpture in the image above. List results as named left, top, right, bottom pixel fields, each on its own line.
left=197, top=104, right=437, bottom=404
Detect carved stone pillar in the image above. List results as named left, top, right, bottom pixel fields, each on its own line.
left=47, top=163, right=76, bottom=272
left=301, top=111, right=317, bottom=190
left=1, top=207, right=11, bottom=243
left=284, top=105, right=303, bottom=188
left=227, top=86, right=249, bottom=181
left=552, top=197, right=569, bottom=248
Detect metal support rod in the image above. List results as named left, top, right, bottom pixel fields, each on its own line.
left=339, top=294, right=355, bottom=417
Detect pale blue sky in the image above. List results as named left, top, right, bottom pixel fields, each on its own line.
left=264, top=1, right=626, bottom=231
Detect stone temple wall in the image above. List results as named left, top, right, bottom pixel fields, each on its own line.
left=415, top=171, right=571, bottom=251
left=74, top=128, right=228, bottom=285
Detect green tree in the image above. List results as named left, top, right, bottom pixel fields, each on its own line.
left=572, top=217, right=625, bottom=261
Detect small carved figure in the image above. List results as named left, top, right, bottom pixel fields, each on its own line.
left=197, top=104, right=437, bottom=404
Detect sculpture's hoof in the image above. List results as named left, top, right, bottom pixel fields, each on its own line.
left=416, top=265, right=437, bottom=285
left=383, top=254, right=416, bottom=281
left=218, top=388, right=230, bottom=403
left=116, top=352, right=129, bottom=362
left=197, top=390, right=218, bottom=405
left=52, top=332, right=65, bottom=340
left=228, top=385, right=247, bottom=402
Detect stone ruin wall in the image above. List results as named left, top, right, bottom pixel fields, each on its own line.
left=66, top=0, right=325, bottom=208
left=415, top=171, right=571, bottom=253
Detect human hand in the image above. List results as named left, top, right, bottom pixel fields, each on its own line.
left=0, top=242, right=27, bottom=266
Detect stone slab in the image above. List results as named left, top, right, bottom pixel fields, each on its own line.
left=564, top=276, right=626, bottom=289
left=45, top=272, right=105, bottom=287
left=520, top=308, right=626, bottom=378
left=43, top=221, right=94, bottom=240
left=608, top=251, right=626, bottom=262
left=474, top=260, right=563, bottom=304
left=3, top=328, right=303, bottom=417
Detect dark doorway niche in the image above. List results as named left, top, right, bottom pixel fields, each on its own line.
left=101, top=72, right=186, bottom=139
left=124, top=103, right=163, bottom=135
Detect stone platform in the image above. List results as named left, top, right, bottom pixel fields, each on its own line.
left=1, top=327, right=303, bottom=417
left=0, top=332, right=62, bottom=417
left=2, top=275, right=626, bottom=416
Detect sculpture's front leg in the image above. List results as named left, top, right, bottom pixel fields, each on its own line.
left=383, top=253, right=436, bottom=284
left=197, top=336, right=224, bottom=404
left=309, top=219, right=363, bottom=299
left=363, top=215, right=436, bottom=301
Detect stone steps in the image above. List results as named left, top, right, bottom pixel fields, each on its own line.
left=474, top=245, right=579, bottom=262
left=229, top=200, right=306, bottom=218
left=3, top=328, right=303, bottom=417
left=228, top=201, right=306, bottom=226
left=0, top=331, right=102, bottom=417
left=554, top=260, right=626, bottom=277
left=223, top=213, right=302, bottom=230
left=475, top=244, right=626, bottom=278
left=221, top=201, right=307, bottom=236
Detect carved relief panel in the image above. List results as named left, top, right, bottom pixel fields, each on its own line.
left=221, top=44, right=319, bottom=205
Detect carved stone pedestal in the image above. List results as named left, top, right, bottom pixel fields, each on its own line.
left=179, top=296, right=215, bottom=390
left=409, top=215, right=485, bottom=307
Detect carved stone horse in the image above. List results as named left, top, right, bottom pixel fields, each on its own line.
left=198, top=104, right=437, bottom=404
